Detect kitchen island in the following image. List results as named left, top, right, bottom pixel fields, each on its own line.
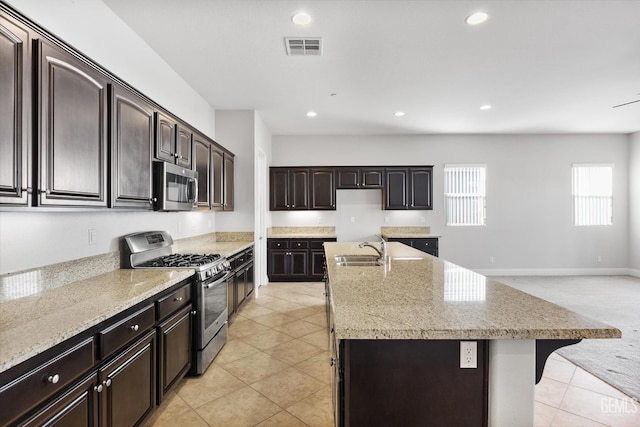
left=324, top=242, right=620, bottom=426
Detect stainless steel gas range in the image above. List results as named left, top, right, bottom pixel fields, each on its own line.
left=122, top=231, right=231, bottom=375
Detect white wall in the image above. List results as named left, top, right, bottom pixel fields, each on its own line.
left=630, top=132, right=640, bottom=272
left=215, top=111, right=256, bottom=232
left=272, top=134, right=630, bottom=273
left=0, top=1, right=218, bottom=275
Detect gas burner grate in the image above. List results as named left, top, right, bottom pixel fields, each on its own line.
left=139, top=253, right=221, bottom=268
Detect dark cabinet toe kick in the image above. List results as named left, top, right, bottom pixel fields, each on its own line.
left=535, top=339, right=582, bottom=384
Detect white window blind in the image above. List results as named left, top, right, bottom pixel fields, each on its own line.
left=572, top=164, right=613, bottom=226
left=444, top=165, right=486, bottom=226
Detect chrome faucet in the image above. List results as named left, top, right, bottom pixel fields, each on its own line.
left=359, top=235, right=387, bottom=261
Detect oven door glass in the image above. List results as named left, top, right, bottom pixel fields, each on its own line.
left=201, top=276, right=228, bottom=345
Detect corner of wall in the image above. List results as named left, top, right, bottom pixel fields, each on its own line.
left=629, top=132, right=640, bottom=270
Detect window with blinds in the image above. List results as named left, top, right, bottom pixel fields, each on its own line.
left=572, top=164, right=613, bottom=226
left=444, top=165, right=486, bottom=226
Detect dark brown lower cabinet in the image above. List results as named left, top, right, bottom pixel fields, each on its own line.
left=267, top=238, right=335, bottom=282
left=387, top=237, right=439, bottom=257
left=158, top=305, right=193, bottom=402
left=99, top=330, right=156, bottom=427
left=337, top=340, right=488, bottom=427
left=21, top=374, right=99, bottom=427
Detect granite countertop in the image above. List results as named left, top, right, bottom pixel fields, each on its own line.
left=267, top=226, right=337, bottom=239
left=324, top=242, right=621, bottom=341
left=0, top=239, right=254, bottom=374
left=380, top=226, right=441, bottom=239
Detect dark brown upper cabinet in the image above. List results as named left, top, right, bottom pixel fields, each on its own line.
left=192, top=136, right=233, bottom=211
left=0, top=14, right=32, bottom=205
left=223, top=152, right=234, bottom=211
left=154, top=112, right=191, bottom=168
left=192, top=132, right=211, bottom=209
left=310, top=168, right=336, bottom=210
left=109, top=84, right=154, bottom=209
left=37, top=40, right=108, bottom=207
left=384, top=167, right=433, bottom=210
left=270, top=168, right=310, bottom=210
left=336, top=167, right=383, bottom=189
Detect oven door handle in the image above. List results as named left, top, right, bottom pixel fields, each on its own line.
left=203, top=271, right=233, bottom=288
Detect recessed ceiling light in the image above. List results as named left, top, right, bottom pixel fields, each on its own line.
left=480, top=104, right=492, bottom=110
left=393, top=111, right=405, bottom=117
left=292, top=12, right=312, bottom=26
left=466, top=11, right=489, bottom=26
left=306, top=111, right=317, bottom=117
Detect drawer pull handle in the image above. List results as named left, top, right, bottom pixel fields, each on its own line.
left=104, top=378, right=112, bottom=387
left=130, top=324, right=139, bottom=332
left=174, top=296, right=183, bottom=302
left=94, top=384, right=103, bottom=393
left=47, top=374, right=60, bottom=384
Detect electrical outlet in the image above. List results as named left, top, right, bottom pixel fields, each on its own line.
left=460, top=341, right=477, bottom=369
left=88, top=229, right=96, bottom=246
left=384, top=216, right=389, bottom=223
left=350, top=216, right=355, bottom=223
left=490, top=256, right=495, bottom=263
left=597, top=255, right=602, bottom=262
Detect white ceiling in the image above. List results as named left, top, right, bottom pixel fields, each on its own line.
left=103, top=0, right=640, bottom=135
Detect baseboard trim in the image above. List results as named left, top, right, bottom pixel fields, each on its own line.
left=474, top=267, right=634, bottom=277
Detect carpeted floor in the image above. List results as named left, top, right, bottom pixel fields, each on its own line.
left=495, top=275, right=640, bottom=401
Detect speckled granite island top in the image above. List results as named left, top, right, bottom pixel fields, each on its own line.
left=267, top=226, right=336, bottom=239
left=0, top=239, right=254, bottom=374
left=324, top=242, right=621, bottom=341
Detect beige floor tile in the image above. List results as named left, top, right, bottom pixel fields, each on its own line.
left=299, top=329, right=329, bottom=351
left=214, top=337, right=261, bottom=365
left=177, top=363, right=246, bottom=408
left=303, top=312, right=328, bottom=328
left=534, top=401, right=558, bottom=427
left=264, top=338, right=325, bottom=366
left=251, top=311, right=299, bottom=328
left=262, top=299, right=307, bottom=313
left=241, top=328, right=295, bottom=350
left=143, top=391, right=193, bottom=426
left=273, top=319, right=324, bottom=338
left=570, top=367, right=630, bottom=400
left=286, top=385, right=334, bottom=427
left=535, top=377, right=569, bottom=408
left=236, top=302, right=278, bottom=319
left=222, top=351, right=289, bottom=384
left=255, top=411, right=308, bottom=427
left=287, top=306, right=325, bottom=319
left=251, top=366, right=325, bottom=408
left=195, top=386, right=281, bottom=426
left=542, top=357, right=577, bottom=384
left=560, top=385, right=640, bottom=427
left=551, top=409, right=609, bottom=427
left=145, top=408, right=209, bottom=427
left=249, top=294, right=279, bottom=305
left=227, top=317, right=272, bottom=338
left=548, top=351, right=568, bottom=362
left=296, top=352, right=332, bottom=384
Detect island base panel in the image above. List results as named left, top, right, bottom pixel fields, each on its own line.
left=341, top=339, right=488, bottom=427
left=488, top=340, right=535, bottom=427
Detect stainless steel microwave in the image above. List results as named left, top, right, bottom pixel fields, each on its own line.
left=153, top=161, right=198, bottom=211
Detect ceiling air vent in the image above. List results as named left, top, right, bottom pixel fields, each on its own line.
left=284, top=37, right=322, bottom=56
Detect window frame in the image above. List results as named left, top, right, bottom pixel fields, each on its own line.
left=443, top=164, right=487, bottom=227
left=571, top=163, right=613, bottom=226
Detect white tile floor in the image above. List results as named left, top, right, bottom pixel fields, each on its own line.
left=145, top=282, right=640, bottom=427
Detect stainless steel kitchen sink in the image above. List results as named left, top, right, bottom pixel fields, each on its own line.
left=334, top=254, right=381, bottom=266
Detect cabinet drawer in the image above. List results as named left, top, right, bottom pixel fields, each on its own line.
left=309, top=239, right=335, bottom=249
left=415, top=238, right=438, bottom=249
left=156, top=284, right=192, bottom=321
left=268, top=239, right=290, bottom=249
left=0, top=337, right=95, bottom=426
left=99, top=304, right=155, bottom=359
left=291, top=240, right=309, bottom=249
